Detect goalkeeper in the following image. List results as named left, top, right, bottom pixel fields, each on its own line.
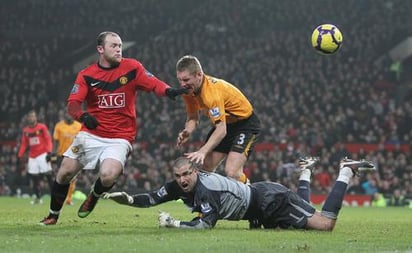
left=103, top=156, right=375, bottom=230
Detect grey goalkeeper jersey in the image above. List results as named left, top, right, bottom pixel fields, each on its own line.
left=130, top=171, right=252, bottom=229
left=183, top=171, right=251, bottom=228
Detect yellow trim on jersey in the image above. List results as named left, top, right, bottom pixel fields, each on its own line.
left=183, top=74, right=253, bottom=124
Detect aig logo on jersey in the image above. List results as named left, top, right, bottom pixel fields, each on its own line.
left=97, top=92, right=125, bottom=108
left=209, top=107, right=220, bottom=118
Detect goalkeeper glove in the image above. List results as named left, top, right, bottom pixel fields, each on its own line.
left=165, top=87, right=190, bottom=100
left=80, top=112, right=99, bottom=129
left=158, top=211, right=180, bottom=228
left=101, top=192, right=134, bottom=205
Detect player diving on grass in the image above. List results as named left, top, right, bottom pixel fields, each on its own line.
left=103, top=156, right=376, bottom=230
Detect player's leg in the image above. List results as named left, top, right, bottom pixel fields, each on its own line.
left=205, top=118, right=260, bottom=183
left=40, top=157, right=82, bottom=225
left=226, top=130, right=259, bottom=183
left=44, top=173, right=53, bottom=191
left=297, top=157, right=319, bottom=202
left=30, top=174, right=42, bottom=204
left=27, top=156, right=45, bottom=204
left=65, top=180, right=76, bottom=205
left=207, top=150, right=249, bottom=183
left=77, top=158, right=122, bottom=218
left=202, top=127, right=227, bottom=173
left=306, top=158, right=375, bottom=231
left=78, top=138, right=131, bottom=218
left=35, top=153, right=53, bottom=204
left=54, top=158, right=81, bottom=205
left=229, top=113, right=261, bottom=183
left=203, top=151, right=226, bottom=172
left=224, top=151, right=248, bottom=182
left=41, top=132, right=98, bottom=225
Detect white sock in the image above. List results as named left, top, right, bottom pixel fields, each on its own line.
left=299, top=169, right=311, bottom=182
left=336, top=167, right=354, bottom=184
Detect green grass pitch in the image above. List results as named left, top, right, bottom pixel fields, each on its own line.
left=0, top=197, right=411, bottom=253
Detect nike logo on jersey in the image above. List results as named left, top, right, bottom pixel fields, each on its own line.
left=91, top=82, right=100, bottom=86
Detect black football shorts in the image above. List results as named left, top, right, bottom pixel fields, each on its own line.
left=205, top=112, right=261, bottom=157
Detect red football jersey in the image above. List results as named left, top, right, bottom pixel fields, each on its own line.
left=18, top=123, right=52, bottom=158
left=68, top=58, right=170, bottom=143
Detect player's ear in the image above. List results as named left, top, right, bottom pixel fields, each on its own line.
left=196, top=71, right=203, bottom=79
left=97, top=45, right=104, bottom=53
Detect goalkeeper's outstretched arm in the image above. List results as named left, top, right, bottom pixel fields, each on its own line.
left=102, top=191, right=171, bottom=207
left=102, top=181, right=183, bottom=207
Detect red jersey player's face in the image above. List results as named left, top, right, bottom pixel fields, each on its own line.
left=99, top=34, right=122, bottom=67
left=176, top=70, right=203, bottom=96
left=173, top=164, right=198, bottom=193
left=27, top=112, right=37, bottom=127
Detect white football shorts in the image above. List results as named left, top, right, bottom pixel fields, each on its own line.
left=63, top=131, right=132, bottom=170
left=28, top=152, right=52, bottom=174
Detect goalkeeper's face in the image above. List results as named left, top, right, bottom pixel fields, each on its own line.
left=173, top=164, right=198, bottom=192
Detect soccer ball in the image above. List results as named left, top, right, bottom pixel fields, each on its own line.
left=311, top=24, right=343, bottom=54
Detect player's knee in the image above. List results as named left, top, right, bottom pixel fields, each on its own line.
left=99, top=168, right=121, bottom=184
left=56, top=171, right=74, bottom=184
left=224, top=168, right=242, bottom=180
left=99, top=172, right=116, bottom=183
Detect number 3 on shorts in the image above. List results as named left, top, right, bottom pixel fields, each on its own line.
left=237, top=133, right=246, bottom=145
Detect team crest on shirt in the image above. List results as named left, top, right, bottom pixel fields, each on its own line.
left=70, top=84, right=79, bottom=94
left=71, top=146, right=80, bottom=153
left=144, top=69, right=154, bottom=77
left=200, top=202, right=212, bottom=214
left=157, top=186, right=168, bottom=197
left=119, top=76, right=128, bottom=85
left=209, top=107, right=221, bottom=118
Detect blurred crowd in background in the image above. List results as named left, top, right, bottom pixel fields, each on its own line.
left=1, top=0, right=412, bottom=206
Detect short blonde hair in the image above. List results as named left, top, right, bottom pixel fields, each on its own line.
left=176, top=55, right=202, bottom=75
